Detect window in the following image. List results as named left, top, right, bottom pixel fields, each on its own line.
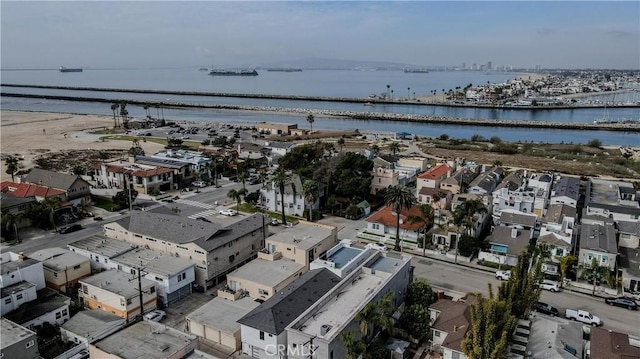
left=117, top=265, right=123, bottom=270
left=26, top=340, right=34, bottom=348
left=62, top=309, right=68, bottom=316
left=4, top=298, right=11, bottom=305
left=259, top=331, right=265, bottom=340
left=56, top=312, right=62, bottom=319
left=434, top=331, right=441, bottom=337
left=601, top=256, right=607, bottom=264
left=555, top=248, right=563, bottom=256
left=259, top=288, right=269, bottom=296
left=229, top=255, right=235, bottom=263
left=82, top=285, right=88, bottom=294
left=74, top=265, right=81, bottom=270
left=131, top=269, right=136, bottom=275
left=16, top=294, right=23, bottom=300
left=150, top=287, right=155, bottom=293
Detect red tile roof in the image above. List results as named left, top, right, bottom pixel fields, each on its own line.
left=1, top=181, right=66, bottom=198
left=366, top=206, right=428, bottom=231
left=97, top=164, right=173, bottom=178
left=417, top=163, right=451, bottom=180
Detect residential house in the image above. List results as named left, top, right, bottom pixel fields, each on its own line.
left=263, top=222, right=338, bottom=268
left=310, top=239, right=377, bottom=278
left=550, top=177, right=581, bottom=208
left=428, top=225, right=462, bottom=252
left=618, top=221, right=640, bottom=248
left=265, top=141, right=295, bottom=156
left=466, top=166, right=503, bottom=195
left=237, top=142, right=270, bottom=168
left=448, top=194, right=493, bottom=240
left=371, top=166, right=399, bottom=194
left=536, top=233, right=572, bottom=276
left=544, top=203, right=577, bottom=226
left=1, top=181, right=66, bottom=203
left=526, top=315, right=584, bottom=359
left=440, top=167, right=479, bottom=194
left=108, top=247, right=194, bottom=307
left=0, top=319, right=39, bottom=359
left=92, top=160, right=173, bottom=195
left=397, top=156, right=430, bottom=172
left=4, top=289, right=71, bottom=329
left=79, top=270, right=158, bottom=321
left=22, top=168, right=91, bottom=205
left=27, top=248, right=91, bottom=294
left=492, top=170, right=549, bottom=222
left=257, top=123, right=298, bottom=135
left=260, top=173, right=313, bottom=218
left=186, top=296, right=260, bottom=352
left=365, top=205, right=428, bottom=246
left=89, top=321, right=199, bottom=359
left=479, top=227, right=532, bottom=267
left=103, top=210, right=265, bottom=289
left=134, top=155, right=192, bottom=189
left=238, top=269, right=341, bottom=359
left=619, top=246, right=640, bottom=294
left=373, top=155, right=400, bottom=170
left=416, top=164, right=452, bottom=194
left=429, top=296, right=477, bottom=359
left=418, top=187, right=452, bottom=208
left=284, top=251, right=412, bottom=359
left=226, top=256, right=305, bottom=301
left=67, top=234, right=138, bottom=271
left=588, top=327, right=640, bottom=359
left=146, top=149, right=212, bottom=187
left=498, top=210, right=538, bottom=231
left=0, top=252, right=45, bottom=315
left=60, top=309, right=125, bottom=347
left=0, top=193, right=35, bottom=230
left=578, top=223, right=617, bottom=271
left=584, top=179, right=640, bottom=222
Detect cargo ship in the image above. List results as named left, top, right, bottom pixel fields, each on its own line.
left=59, top=66, right=83, bottom=73
left=403, top=68, right=429, bottom=73
left=266, top=68, right=303, bottom=72
left=208, top=69, right=258, bottom=76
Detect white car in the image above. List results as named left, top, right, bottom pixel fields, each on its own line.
left=365, top=242, right=388, bottom=252
left=539, top=280, right=560, bottom=292
left=192, top=181, right=206, bottom=188
left=496, top=270, right=511, bottom=281
left=219, top=209, right=238, bottom=216
left=144, top=310, right=166, bottom=322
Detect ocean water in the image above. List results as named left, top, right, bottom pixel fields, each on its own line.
left=1, top=68, right=639, bottom=145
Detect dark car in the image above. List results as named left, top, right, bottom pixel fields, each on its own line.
left=196, top=217, right=212, bottom=223
left=605, top=297, right=638, bottom=310
left=535, top=301, right=560, bottom=316
left=59, top=224, right=82, bottom=234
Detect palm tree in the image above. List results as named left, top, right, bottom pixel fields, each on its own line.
left=390, top=89, right=394, bottom=100
left=340, top=330, right=364, bottom=359
left=452, top=199, right=487, bottom=263
left=407, top=87, right=410, bottom=99
left=77, top=198, right=92, bottom=217
left=585, top=257, right=609, bottom=295
left=408, top=204, right=434, bottom=255
left=143, top=104, right=150, bottom=119
left=384, top=185, right=417, bottom=251
left=306, top=114, right=315, bottom=132
left=388, top=142, right=400, bottom=156
left=272, top=168, right=291, bottom=226
left=302, top=180, right=319, bottom=222
left=370, top=144, right=380, bottom=156
left=227, top=189, right=241, bottom=209
left=386, top=84, right=390, bottom=98
left=119, top=101, right=129, bottom=129
left=43, top=196, right=62, bottom=231
left=5, top=156, right=19, bottom=181
left=337, top=137, right=345, bottom=153
left=557, top=255, right=577, bottom=288
left=3, top=211, right=22, bottom=242
left=110, top=103, right=119, bottom=128
left=355, top=302, right=377, bottom=338
left=237, top=170, right=248, bottom=192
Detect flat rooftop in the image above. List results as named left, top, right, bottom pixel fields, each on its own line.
left=0, top=257, right=40, bottom=274
left=68, top=234, right=137, bottom=258
left=588, top=179, right=632, bottom=205
left=111, top=247, right=193, bottom=277
left=526, top=314, right=584, bottom=358
left=228, top=258, right=304, bottom=288
left=186, top=296, right=259, bottom=334
left=1, top=281, right=36, bottom=299
left=33, top=251, right=88, bottom=271
left=267, top=222, right=335, bottom=251
left=329, top=246, right=362, bottom=268
left=1, top=318, right=36, bottom=347
left=92, top=321, right=197, bottom=358
left=81, top=270, right=155, bottom=298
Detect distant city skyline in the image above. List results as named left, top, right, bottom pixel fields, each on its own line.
left=1, top=1, right=638, bottom=70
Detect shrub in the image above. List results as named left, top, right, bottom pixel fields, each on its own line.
left=587, top=139, right=602, bottom=148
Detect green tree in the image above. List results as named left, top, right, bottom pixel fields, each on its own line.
left=497, top=251, right=542, bottom=318
left=302, top=179, right=319, bottom=222
left=407, top=204, right=433, bottom=253
left=306, top=113, right=315, bottom=131
left=340, top=330, right=365, bottom=359
left=399, top=304, right=430, bottom=341
left=452, top=199, right=487, bottom=262
left=461, top=292, right=516, bottom=359
left=119, top=101, right=129, bottom=129
left=584, top=257, right=610, bottom=295
left=112, top=188, right=137, bottom=211
left=405, top=280, right=436, bottom=307
left=384, top=185, right=416, bottom=251
left=227, top=189, right=241, bottom=209
left=370, top=144, right=380, bottom=156
left=110, top=103, right=119, bottom=128
left=5, top=156, right=19, bottom=181
left=237, top=170, right=248, bottom=192
left=3, top=211, right=22, bottom=242
left=388, top=142, right=400, bottom=156
left=355, top=302, right=377, bottom=338
left=43, top=196, right=62, bottom=230
left=77, top=198, right=92, bottom=216
left=272, top=168, right=292, bottom=226
left=557, top=255, right=577, bottom=288
left=337, top=137, right=345, bottom=153
left=587, top=139, right=602, bottom=148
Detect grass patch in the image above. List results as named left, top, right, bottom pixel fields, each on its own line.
left=238, top=203, right=300, bottom=224
left=101, top=135, right=201, bottom=148
left=89, top=128, right=124, bottom=135
left=91, top=196, right=117, bottom=212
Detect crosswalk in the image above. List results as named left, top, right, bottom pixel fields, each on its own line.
left=175, top=199, right=219, bottom=219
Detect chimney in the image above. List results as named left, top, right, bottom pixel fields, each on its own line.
left=511, top=227, right=518, bottom=238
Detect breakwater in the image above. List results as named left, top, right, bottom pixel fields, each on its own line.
left=2, top=83, right=639, bottom=110
left=3, top=92, right=639, bottom=133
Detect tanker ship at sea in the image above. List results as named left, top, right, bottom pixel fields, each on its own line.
left=59, top=66, right=83, bottom=73
left=208, top=69, right=258, bottom=76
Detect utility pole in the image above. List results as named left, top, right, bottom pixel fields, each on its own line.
left=138, top=262, right=144, bottom=320
left=127, top=175, right=133, bottom=212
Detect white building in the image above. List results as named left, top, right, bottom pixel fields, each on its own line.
left=0, top=252, right=45, bottom=315
left=309, top=239, right=373, bottom=278
left=60, top=309, right=125, bottom=347
left=0, top=319, right=39, bottom=359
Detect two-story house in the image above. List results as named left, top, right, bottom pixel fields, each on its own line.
left=550, top=177, right=581, bottom=207
left=260, top=173, right=312, bottom=218
left=429, top=296, right=478, bottom=359
left=263, top=222, right=338, bottom=269
left=1, top=252, right=45, bottom=316
left=479, top=226, right=532, bottom=267
left=92, top=160, right=173, bottom=195
left=364, top=205, right=428, bottom=246
left=467, top=166, right=503, bottom=195
left=416, top=163, right=452, bottom=198
left=578, top=223, right=618, bottom=272
left=27, top=248, right=91, bottom=295
left=371, top=166, right=399, bottom=194
left=0, top=319, right=40, bottom=359
left=439, top=167, right=479, bottom=194
left=22, top=168, right=91, bottom=205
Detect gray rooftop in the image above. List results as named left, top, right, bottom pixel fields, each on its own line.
left=68, top=234, right=137, bottom=258
left=134, top=155, right=188, bottom=169
left=4, top=292, right=70, bottom=325
left=1, top=281, right=36, bottom=299
left=0, top=193, right=35, bottom=209
left=0, top=318, right=36, bottom=348
left=552, top=177, right=580, bottom=201
left=495, top=170, right=524, bottom=192
left=0, top=257, right=40, bottom=274
left=619, top=246, right=640, bottom=277
left=113, top=210, right=264, bottom=252
left=500, top=211, right=537, bottom=228
left=112, top=247, right=193, bottom=277
left=28, top=248, right=88, bottom=271
left=238, top=268, right=341, bottom=335
left=617, top=221, right=640, bottom=236
left=588, top=179, right=635, bottom=206
left=227, top=258, right=304, bottom=288
left=186, top=296, right=259, bottom=334
left=587, top=202, right=640, bottom=216
left=61, top=309, right=125, bottom=340
left=23, top=168, right=87, bottom=190
left=526, top=315, right=583, bottom=359
left=580, top=223, right=618, bottom=254
left=266, top=222, right=335, bottom=251
left=544, top=204, right=577, bottom=224
left=92, top=321, right=198, bottom=359
left=488, top=227, right=531, bottom=256
left=80, top=270, right=155, bottom=298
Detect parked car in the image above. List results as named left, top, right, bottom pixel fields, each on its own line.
left=496, top=270, right=511, bottom=281
left=538, top=280, right=560, bottom=292
left=143, top=310, right=167, bottom=322
left=535, top=302, right=560, bottom=316
left=605, top=297, right=638, bottom=310
left=270, top=219, right=280, bottom=226
left=59, top=224, right=82, bottom=234
left=219, top=209, right=238, bottom=216
left=93, top=216, right=103, bottom=221
left=192, top=181, right=206, bottom=188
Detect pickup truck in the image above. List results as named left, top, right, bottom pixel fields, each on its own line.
left=565, top=309, right=601, bottom=326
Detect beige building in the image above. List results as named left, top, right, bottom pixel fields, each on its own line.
left=103, top=209, right=265, bottom=289
left=256, top=123, right=298, bottom=135
left=226, top=256, right=305, bottom=301
left=371, top=167, right=399, bottom=194
left=79, top=270, right=157, bottom=321
left=397, top=156, right=429, bottom=172
left=264, top=222, right=338, bottom=268
left=28, top=248, right=91, bottom=293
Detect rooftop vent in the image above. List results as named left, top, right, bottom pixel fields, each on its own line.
left=320, top=324, right=332, bottom=336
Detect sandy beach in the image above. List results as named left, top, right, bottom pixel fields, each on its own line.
left=0, top=110, right=165, bottom=181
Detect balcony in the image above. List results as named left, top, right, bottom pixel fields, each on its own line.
left=258, top=249, right=282, bottom=261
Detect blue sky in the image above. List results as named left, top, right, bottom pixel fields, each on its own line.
left=1, top=1, right=638, bottom=69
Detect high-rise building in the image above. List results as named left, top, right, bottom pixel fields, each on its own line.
left=487, top=61, right=492, bottom=70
